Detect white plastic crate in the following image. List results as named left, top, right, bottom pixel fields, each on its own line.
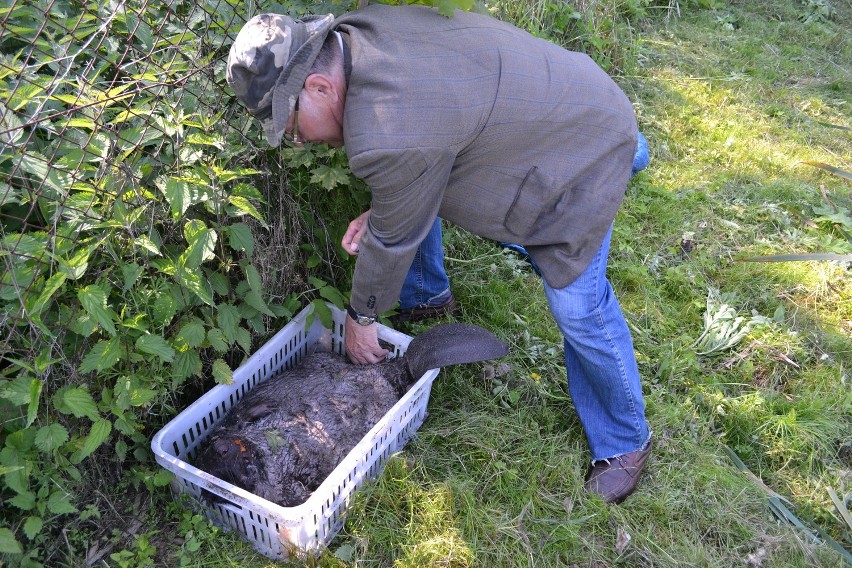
left=151, top=303, right=439, bottom=559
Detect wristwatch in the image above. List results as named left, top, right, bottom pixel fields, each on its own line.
left=346, top=304, right=376, bottom=326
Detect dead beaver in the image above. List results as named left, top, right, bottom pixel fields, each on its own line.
left=193, top=323, right=508, bottom=507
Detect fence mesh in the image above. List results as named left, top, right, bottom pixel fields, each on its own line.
left=0, top=0, right=312, bottom=368
left=0, top=2, right=355, bottom=561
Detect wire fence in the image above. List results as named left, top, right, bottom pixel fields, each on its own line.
left=0, top=2, right=353, bottom=561
left=0, top=0, right=313, bottom=370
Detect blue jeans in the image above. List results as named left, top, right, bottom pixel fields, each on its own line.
left=399, top=133, right=651, bottom=458
left=399, top=217, right=451, bottom=309
left=543, top=225, right=650, bottom=460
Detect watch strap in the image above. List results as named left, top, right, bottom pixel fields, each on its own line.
left=346, top=304, right=376, bottom=325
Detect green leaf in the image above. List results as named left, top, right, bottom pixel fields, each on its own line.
left=115, top=439, right=128, bottom=462
left=130, top=386, right=157, bottom=407
left=244, top=263, right=263, bottom=292
left=121, top=313, right=149, bottom=332
left=182, top=218, right=207, bottom=242
left=19, top=152, right=72, bottom=199
left=77, top=284, right=117, bottom=336
left=159, top=177, right=193, bottom=217
left=206, top=328, right=228, bottom=353
left=0, top=180, right=22, bottom=207
left=0, top=528, right=22, bottom=554
left=235, top=327, right=252, bottom=352
left=135, top=334, right=175, bottom=362
left=212, top=359, right=232, bottom=385
left=433, top=0, right=472, bottom=16
left=9, top=491, right=36, bottom=511
left=206, top=269, right=230, bottom=296
left=79, top=337, right=123, bottom=373
left=71, top=419, right=112, bottom=464
left=47, top=489, right=78, bottom=514
left=69, top=311, right=99, bottom=337
left=0, top=376, right=38, bottom=406
left=23, top=516, right=43, bottom=541
left=57, top=245, right=92, bottom=281
left=812, top=206, right=852, bottom=229
left=134, top=234, right=162, bottom=256
left=271, top=300, right=296, bottom=318
left=29, top=272, right=66, bottom=319
left=121, top=263, right=144, bottom=291
left=228, top=195, right=267, bottom=226
left=175, top=265, right=214, bottom=306
left=264, top=430, right=285, bottom=452
left=5, top=428, right=35, bottom=451
left=1, top=101, right=24, bottom=145
left=117, top=125, right=164, bottom=159
left=309, top=164, right=350, bottom=190
left=153, top=469, right=174, bottom=487
left=182, top=226, right=217, bottom=269
left=173, top=349, right=202, bottom=381
left=176, top=320, right=206, bottom=348
left=25, top=379, right=42, bottom=428
left=244, top=289, right=275, bottom=317
left=57, top=387, right=100, bottom=421
left=153, top=291, right=179, bottom=325
left=216, top=303, right=240, bottom=343
left=311, top=299, right=333, bottom=329
left=319, top=285, right=347, bottom=309
left=0, top=450, right=29, bottom=494
left=112, top=412, right=139, bottom=438
left=35, top=424, right=69, bottom=453
left=226, top=223, right=254, bottom=256
left=334, top=543, right=355, bottom=563
left=186, top=132, right=224, bottom=148
left=0, top=465, right=24, bottom=476
left=231, top=183, right=265, bottom=203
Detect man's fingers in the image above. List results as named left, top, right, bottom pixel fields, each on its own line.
left=342, top=212, right=369, bottom=255
left=344, top=316, right=389, bottom=364
left=351, top=348, right=387, bottom=365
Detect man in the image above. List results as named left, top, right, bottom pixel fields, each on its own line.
left=226, top=4, right=652, bottom=504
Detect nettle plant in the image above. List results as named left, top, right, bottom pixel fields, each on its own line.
left=0, top=0, right=297, bottom=560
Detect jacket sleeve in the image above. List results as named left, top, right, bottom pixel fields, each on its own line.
left=347, top=146, right=456, bottom=315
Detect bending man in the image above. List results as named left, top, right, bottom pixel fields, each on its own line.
left=226, top=4, right=652, bottom=503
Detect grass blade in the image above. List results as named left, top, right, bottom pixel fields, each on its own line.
left=826, top=487, right=852, bottom=532
left=723, top=446, right=852, bottom=564
left=738, top=253, right=852, bottom=262
left=800, top=161, right=852, bottom=182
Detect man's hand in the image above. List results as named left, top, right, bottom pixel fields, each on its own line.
left=342, top=209, right=371, bottom=256
left=345, top=315, right=389, bottom=364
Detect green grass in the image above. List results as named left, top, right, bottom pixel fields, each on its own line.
left=129, top=0, right=850, bottom=566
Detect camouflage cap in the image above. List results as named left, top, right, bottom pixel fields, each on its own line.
left=226, top=13, right=335, bottom=147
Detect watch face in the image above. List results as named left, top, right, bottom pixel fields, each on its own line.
left=347, top=305, right=375, bottom=325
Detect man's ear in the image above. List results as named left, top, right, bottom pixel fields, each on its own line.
left=304, top=73, right=339, bottom=102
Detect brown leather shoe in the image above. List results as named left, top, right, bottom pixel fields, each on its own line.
left=584, top=439, right=652, bottom=504
left=389, top=293, right=460, bottom=325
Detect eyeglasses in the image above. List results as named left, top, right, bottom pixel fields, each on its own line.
left=284, top=96, right=302, bottom=146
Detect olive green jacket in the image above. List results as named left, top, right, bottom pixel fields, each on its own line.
left=337, top=5, right=637, bottom=315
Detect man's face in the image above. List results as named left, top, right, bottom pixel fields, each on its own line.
left=285, top=74, right=345, bottom=148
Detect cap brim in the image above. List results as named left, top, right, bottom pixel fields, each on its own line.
left=266, top=92, right=295, bottom=148
left=266, top=14, right=334, bottom=148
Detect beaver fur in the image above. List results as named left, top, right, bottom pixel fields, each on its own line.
left=193, top=323, right=508, bottom=507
